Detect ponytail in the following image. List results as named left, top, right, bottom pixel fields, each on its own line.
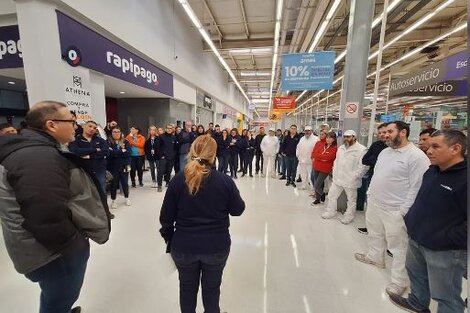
left=184, top=135, right=217, bottom=195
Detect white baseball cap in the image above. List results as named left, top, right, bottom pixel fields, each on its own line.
left=343, top=130, right=356, bottom=137
left=269, top=128, right=275, bottom=132
left=304, top=126, right=312, bottom=131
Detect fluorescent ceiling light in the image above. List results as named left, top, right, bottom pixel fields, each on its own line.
left=240, top=80, right=271, bottom=83
left=247, top=91, right=271, bottom=95
left=268, top=0, right=284, bottom=113
left=241, top=71, right=271, bottom=76
left=229, top=47, right=273, bottom=55
left=371, top=0, right=403, bottom=28
left=307, top=0, right=342, bottom=53
left=7, top=81, right=15, bottom=85
left=252, top=99, right=270, bottom=103
left=119, top=91, right=126, bottom=94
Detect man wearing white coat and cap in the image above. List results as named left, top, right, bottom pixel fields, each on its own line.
left=296, top=126, right=318, bottom=190
left=322, top=130, right=368, bottom=224
left=260, top=128, right=280, bottom=178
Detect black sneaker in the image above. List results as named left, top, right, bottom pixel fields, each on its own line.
left=388, top=293, right=430, bottom=312
left=358, top=227, right=368, bottom=235
left=139, top=182, right=144, bottom=187
left=71, top=307, right=82, bottom=313
left=233, top=175, right=238, bottom=179
left=387, top=250, right=393, bottom=257
left=157, top=186, right=162, bottom=192
left=312, top=199, right=321, bottom=205
left=285, top=181, right=291, bottom=186
left=291, top=182, right=296, bottom=187
left=249, top=173, right=253, bottom=177
left=321, top=193, right=326, bottom=202
left=279, top=176, right=286, bottom=180
left=108, top=214, right=115, bottom=220
left=296, top=177, right=302, bottom=183
left=131, top=182, right=136, bottom=188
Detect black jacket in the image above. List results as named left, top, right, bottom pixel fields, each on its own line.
left=254, top=134, right=266, bottom=154
left=281, top=133, right=300, bottom=157
left=362, top=140, right=387, bottom=177
left=107, top=140, right=131, bottom=173
left=405, top=161, right=467, bottom=251
left=69, top=134, right=110, bottom=172
left=245, top=138, right=256, bottom=157
left=228, top=135, right=244, bottom=155
left=178, top=131, right=197, bottom=155
left=156, top=132, right=177, bottom=160
left=144, top=137, right=159, bottom=161
left=159, top=170, right=245, bottom=254
left=217, top=136, right=231, bottom=158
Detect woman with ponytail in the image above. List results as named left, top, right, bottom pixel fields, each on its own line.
left=159, top=135, right=245, bottom=313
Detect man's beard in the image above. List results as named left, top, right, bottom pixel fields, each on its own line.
left=386, top=136, right=402, bottom=148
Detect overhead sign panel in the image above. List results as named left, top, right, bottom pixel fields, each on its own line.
left=399, top=80, right=467, bottom=97
left=273, top=96, right=296, bottom=112
left=389, top=51, right=467, bottom=97
left=0, top=25, right=23, bottom=69
left=57, top=11, right=173, bottom=96
left=281, top=52, right=335, bottom=91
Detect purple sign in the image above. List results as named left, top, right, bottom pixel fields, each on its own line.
left=444, top=51, right=467, bottom=81
left=0, top=25, right=23, bottom=69
left=56, top=11, right=173, bottom=96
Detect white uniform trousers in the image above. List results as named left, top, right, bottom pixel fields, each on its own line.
left=262, top=155, right=277, bottom=177
left=325, top=182, right=358, bottom=217
left=297, top=162, right=313, bottom=189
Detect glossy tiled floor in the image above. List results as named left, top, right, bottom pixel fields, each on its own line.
left=0, top=171, right=466, bottom=313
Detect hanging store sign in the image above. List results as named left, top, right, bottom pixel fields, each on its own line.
left=57, top=11, right=173, bottom=96
left=270, top=110, right=283, bottom=121
left=0, top=25, right=23, bottom=69
left=398, top=80, right=467, bottom=97
left=273, top=96, right=296, bottom=112
left=64, top=67, right=92, bottom=122
left=281, top=51, right=335, bottom=91
left=389, top=51, right=467, bottom=97
left=203, top=95, right=213, bottom=109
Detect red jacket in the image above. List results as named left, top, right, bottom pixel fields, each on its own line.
left=311, top=140, right=337, bottom=174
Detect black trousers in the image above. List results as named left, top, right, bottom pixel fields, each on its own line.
left=229, top=153, right=238, bottom=177
left=255, top=153, right=264, bottom=173
left=130, top=156, right=145, bottom=184
left=243, top=151, right=254, bottom=175
left=148, top=159, right=157, bottom=182
left=110, top=169, right=129, bottom=200
left=238, top=151, right=246, bottom=172
left=172, top=251, right=229, bottom=313
left=217, top=155, right=229, bottom=173
left=157, top=158, right=174, bottom=186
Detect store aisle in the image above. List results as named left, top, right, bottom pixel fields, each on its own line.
left=0, top=173, right=456, bottom=313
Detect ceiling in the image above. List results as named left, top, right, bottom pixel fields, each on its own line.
left=186, top=0, right=467, bottom=119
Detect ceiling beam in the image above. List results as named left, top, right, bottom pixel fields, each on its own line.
left=238, top=0, right=251, bottom=39
left=201, top=0, right=224, bottom=42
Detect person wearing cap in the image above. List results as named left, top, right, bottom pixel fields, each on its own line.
left=354, top=121, right=430, bottom=297
left=296, top=126, right=318, bottom=190
left=260, top=128, right=280, bottom=178
left=321, top=129, right=368, bottom=224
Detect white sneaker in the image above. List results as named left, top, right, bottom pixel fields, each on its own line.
left=152, top=182, right=158, bottom=188
left=340, top=214, right=355, bottom=224
left=111, top=201, right=117, bottom=210
left=354, top=253, right=385, bottom=269
left=321, top=211, right=337, bottom=219
left=126, top=198, right=131, bottom=206
left=385, top=283, right=407, bottom=296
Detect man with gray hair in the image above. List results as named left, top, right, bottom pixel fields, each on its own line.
left=0, top=101, right=110, bottom=313
left=177, top=120, right=196, bottom=170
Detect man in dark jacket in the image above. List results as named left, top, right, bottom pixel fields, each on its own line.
left=280, top=125, right=300, bottom=187
left=357, top=122, right=388, bottom=233
left=156, top=124, right=177, bottom=191
left=69, top=120, right=110, bottom=194
left=0, top=101, right=110, bottom=313
left=388, top=129, right=467, bottom=313
left=177, top=120, right=197, bottom=170
left=254, top=127, right=266, bottom=174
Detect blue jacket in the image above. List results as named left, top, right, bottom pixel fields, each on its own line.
left=107, top=140, right=131, bottom=174
left=69, top=134, right=109, bottom=172
left=362, top=140, right=388, bottom=177
left=281, top=133, right=300, bottom=157
left=405, top=161, right=467, bottom=251
left=159, top=170, right=245, bottom=254
left=217, top=136, right=231, bottom=158
left=156, top=132, right=177, bottom=160
left=177, top=131, right=197, bottom=155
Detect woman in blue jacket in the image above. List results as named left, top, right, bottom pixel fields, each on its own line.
left=107, top=127, right=131, bottom=209
left=228, top=128, right=243, bottom=179
left=159, top=135, right=245, bottom=313
left=216, top=129, right=230, bottom=174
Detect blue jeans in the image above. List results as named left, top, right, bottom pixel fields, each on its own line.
left=217, top=155, right=228, bottom=173
left=172, top=251, right=229, bottom=313
left=148, top=159, right=157, bottom=182
left=407, top=239, right=467, bottom=313
left=284, top=156, right=298, bottom=182
left=25, top=243, right=90, bottom=313
left=179, top=154, right=188, bottom=171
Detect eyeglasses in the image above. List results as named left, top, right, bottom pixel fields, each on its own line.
left=112, top=131, right=121, bottom=133
left=51, top=119, right=76, bottom=125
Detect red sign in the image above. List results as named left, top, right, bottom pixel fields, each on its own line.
left=273, top=96, right=296, bottom=111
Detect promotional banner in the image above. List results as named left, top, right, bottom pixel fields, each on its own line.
left=273, top=96, right=296, bottom=112
left=269, top=110, right=283, bottom=121
left=281, top=51, right=335, bottom=91
left=389, top=51, right=467, bottom=97
left=57, top=11, right=173, bottom=96
left=64, top=67, right=92, bottom=122
left=0, top=25, right=23, bottom=69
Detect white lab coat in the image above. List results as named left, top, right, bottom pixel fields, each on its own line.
left=331, top=142, right=368, bottom=188
left=260, top=135, right=280, bottom=157
left=296, top=135, right=318, bottom=164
